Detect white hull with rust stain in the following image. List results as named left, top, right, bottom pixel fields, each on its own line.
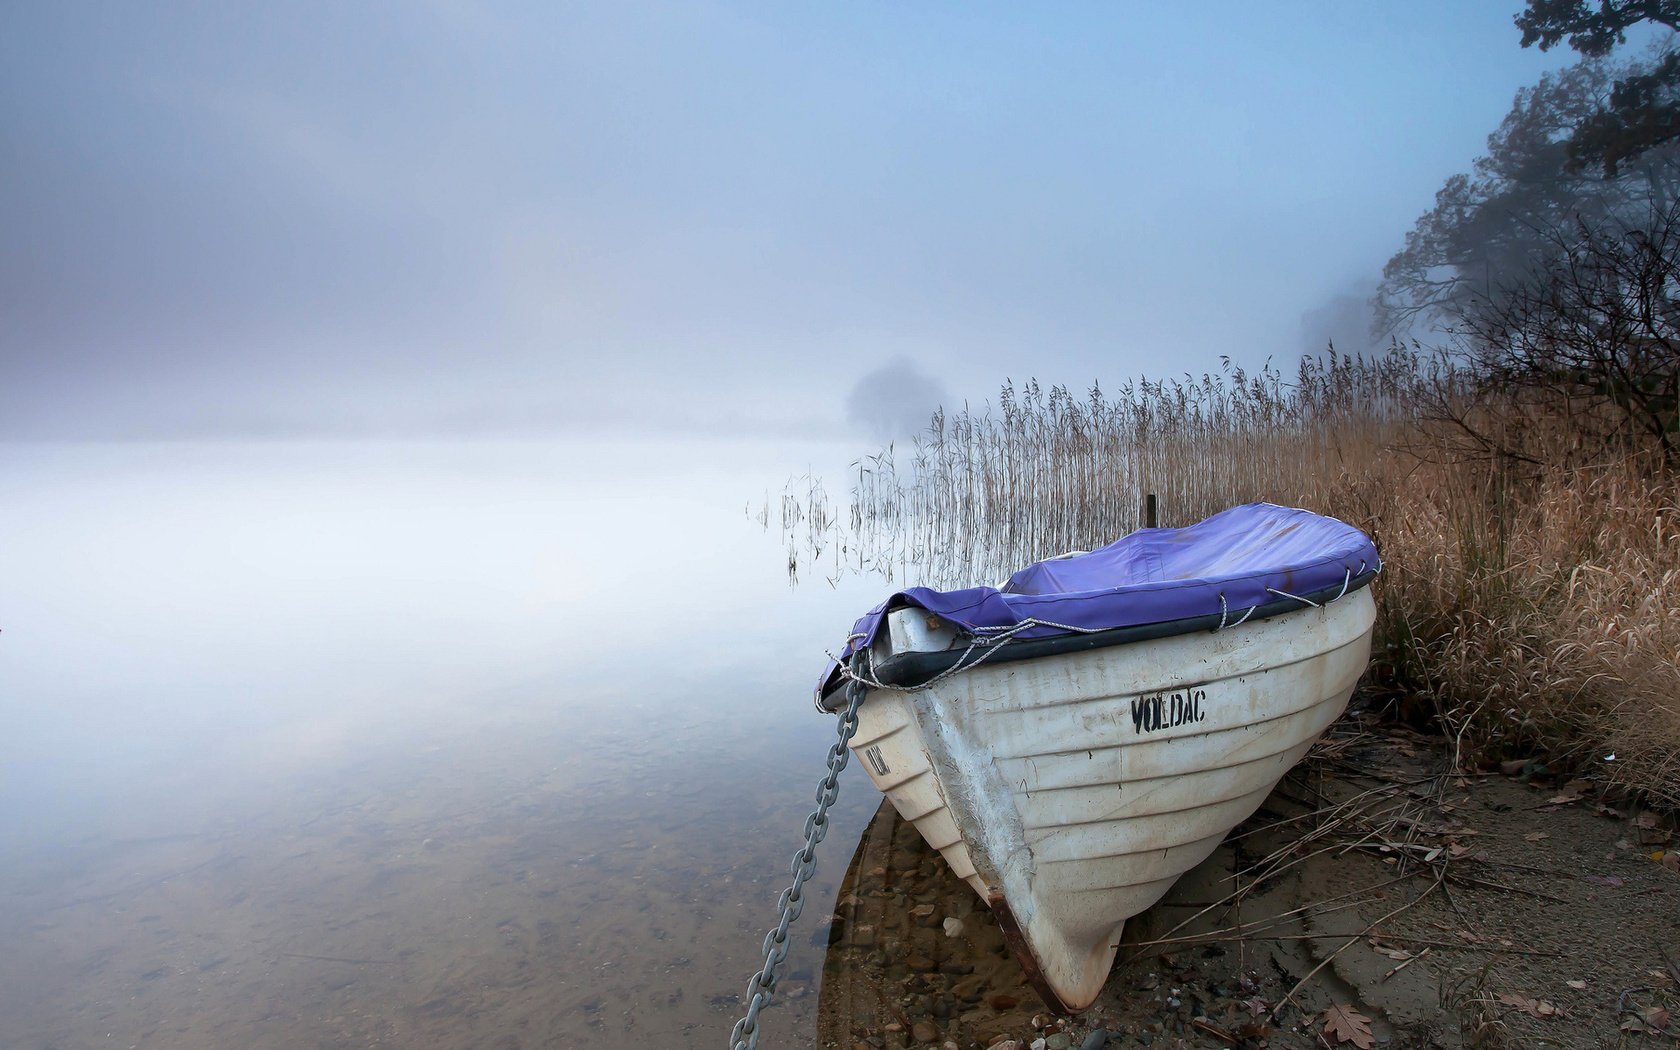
left=846, top=588, right=1377, bottom=1012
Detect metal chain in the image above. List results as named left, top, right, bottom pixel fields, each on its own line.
left=727, top=665, right=867, bottom=1050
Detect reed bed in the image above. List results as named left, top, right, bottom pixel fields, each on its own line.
left=781, top=347, right=1680, bottom=803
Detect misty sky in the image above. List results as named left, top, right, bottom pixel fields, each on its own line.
left=2, top=2, right=1574, bottom=441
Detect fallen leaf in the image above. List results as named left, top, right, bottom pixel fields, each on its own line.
left=1636, top=812, right=1660, bottom=829
left=1567, top=979, right=1587, bottom=990
left=1621, top=1005, right=1671, bottom=1034
left=1322, top=1003, right=1375, bottom=1048
left=1497, top=992, right=1560, bottom=1018
left=1664, top=853, right=1680, bottom=874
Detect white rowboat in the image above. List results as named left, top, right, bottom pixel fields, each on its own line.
left=817, top=503, right=1378, bottom=1011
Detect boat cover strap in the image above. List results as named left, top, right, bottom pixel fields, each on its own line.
left=820, top=502, right=1378, bottom=698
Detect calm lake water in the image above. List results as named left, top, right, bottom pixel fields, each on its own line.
left=0, top=438, right=892, bottom=1050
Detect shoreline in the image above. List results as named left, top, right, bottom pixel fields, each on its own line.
left=815, top=707, right=1680, bottom=1049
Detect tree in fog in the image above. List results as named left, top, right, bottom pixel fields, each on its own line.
left=1377, top=6, right=1680, bottom=464
left=1377, top=49, right=1680, bottom=334
left=1517, top=0, right=1680, bottom=175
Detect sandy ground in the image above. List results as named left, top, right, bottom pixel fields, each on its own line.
left=815, top=713, right=1680, bottom=1049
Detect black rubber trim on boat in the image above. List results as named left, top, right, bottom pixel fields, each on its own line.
left=987, top=891, right=1079, bottom=1015
left=818, top=569, right=1378, bottom=710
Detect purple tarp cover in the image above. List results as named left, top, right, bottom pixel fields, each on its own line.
left=820, top=502, right=1378, bottom=698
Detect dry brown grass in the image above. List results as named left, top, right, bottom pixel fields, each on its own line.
left=1377, top=454, right=1680, bottom=804
left=784, top=349, right=1680, bottom=803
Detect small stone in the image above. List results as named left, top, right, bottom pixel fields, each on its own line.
left=1030, top=1040, right=1046, bottom=1050
left=987, top=1041, right=1022, bottom=1050
left=911, top=1021, right=940, bottom=1043
left=951, top=974, right=987, bottom=1001
left=943, top=917, right=965, bottom=938
left=906, top=954, right=935, bottom=972
left=1045, top=1035, right=1070, bottom=1050
left=1080, top=1031, right=1111, bottom=1050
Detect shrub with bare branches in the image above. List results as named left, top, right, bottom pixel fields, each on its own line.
left=1450, top=204, right=1680, bottom=466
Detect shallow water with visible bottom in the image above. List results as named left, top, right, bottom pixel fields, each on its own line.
left=0, top=439, right=890, bottom=1050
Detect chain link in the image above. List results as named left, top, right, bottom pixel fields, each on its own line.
left=727, top=664, right=867, bottom=1050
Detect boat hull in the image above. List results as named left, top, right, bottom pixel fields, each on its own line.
left=845, top=588, right=1376, bottom=1012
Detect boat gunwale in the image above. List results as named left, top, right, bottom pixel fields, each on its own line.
left=818, top=569, right=1377, bottom=709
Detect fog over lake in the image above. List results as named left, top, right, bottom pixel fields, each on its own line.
left=0, top=438, right=890, bottom=1048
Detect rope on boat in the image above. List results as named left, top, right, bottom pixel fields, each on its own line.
left=1255, top=564, right=1355, bottom=614
left=1215, top=592, right=1259, bottom=630
left=834, top=613, right=1109, bottom=695
left=841, top=558, right=1375, bottom=695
